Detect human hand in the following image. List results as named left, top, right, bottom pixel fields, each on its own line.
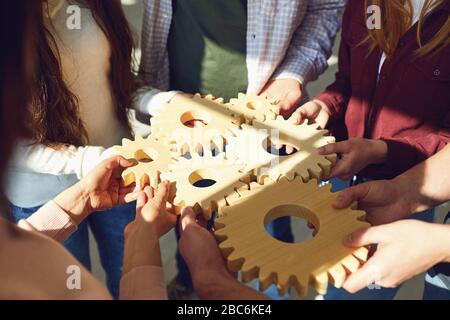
left=178, top=207, right=231, bottom=291
left=123, top=181, right=177, bottom=275
left=260, top=79, right=303, bottom=119
left=342, top=220, right=450, bottom=293
left=333, top=179, right=413, bottom=225
left=317, top=138, right=388, bottom=181
left=54, top=156, right=136, bottom=224
left=125, top=181, right=177, bottom=240
left=289, top=100, right=331, bottom=129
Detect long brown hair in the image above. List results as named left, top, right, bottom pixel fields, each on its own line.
left=29, top=0, right=136, bottom=147
left=1, top=0, right=41, bottom=220
left=364, top=0, right=450, bottom=58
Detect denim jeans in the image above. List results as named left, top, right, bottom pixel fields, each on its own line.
left=174, top=214, right=294, bottom=300
left=323, top=178, right=436, bottom=300
left=10, top=202, right=136, bottom=299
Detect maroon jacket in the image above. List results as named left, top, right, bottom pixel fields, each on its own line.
left=316, top=0, right=450, bottom=179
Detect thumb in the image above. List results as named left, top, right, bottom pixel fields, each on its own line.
left=344, top=227, right=382, bottom=248
left=179, top=207, right=197, bottom=233
left=333, top=183, right=370, bottom=209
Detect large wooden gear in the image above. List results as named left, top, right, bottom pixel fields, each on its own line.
left=227, top=116, right=336, bottom=183
left=215, top=177, right=370, bottom=297
left=160, top=153, right=252, bottom=219
left=114, top=94, right=370, bottom=298
left=113, top=135, right=174, bottom=190
left=150, top=94, right=239, bottom=155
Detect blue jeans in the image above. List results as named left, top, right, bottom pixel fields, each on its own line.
left=10, top=202, right=136, bottom=299
left=174, top=215, right=294, bottom=300
left=324, top=178, right=435, bottom=300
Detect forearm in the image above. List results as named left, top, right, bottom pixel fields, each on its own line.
left=393, top=144, right=450, bottom=213
left=10, top=140, right=105, bottom=179
left=193, top=269, right=268, bottom=300
left=123, top=226, right=162, bottom=276
left=273, top=0, right=345, bottom=84
left=52, top=182, right=92, bottom=225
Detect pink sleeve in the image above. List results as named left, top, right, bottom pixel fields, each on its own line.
left=120, top=266, right=168, bottom=300
left=18, top=200, right=77, bottom=243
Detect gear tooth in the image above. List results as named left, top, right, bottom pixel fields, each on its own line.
left=340, top=254, right=361, bottom=274
left=241, top=261, right=259, bottom=283
left=122, top=138, right=132, bottom=146
left=292, top=274, right=310, bottom=297
left=121, top=170, right=136, bottom=187
left=226, top=251, right=245, bottom=272
left=312, top=271, right=329, bottom=296
left=259, top=267, right=276, bottom=292
left=327, top=263, right=347, bottom=288
left=308, top=166, right=322, bottom=180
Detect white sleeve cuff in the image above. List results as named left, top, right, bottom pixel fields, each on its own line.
left=79, top=146, right=105, bottom=179
left=136, top=89, right=181, bottom=117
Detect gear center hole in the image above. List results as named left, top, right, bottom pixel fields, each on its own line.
left=189, top=169, right=217, bottom=188
left=181, top=111, right=211, bottom=128
left=263, top=136, right=299, bottom=156
left=264, top=205, right=318, bottom=244
left=134, top=149, right=155, bottom=163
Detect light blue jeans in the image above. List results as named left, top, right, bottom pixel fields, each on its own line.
left=10, top=202, right=136, bottom=299
left=323, top=178, right=443, bottom=300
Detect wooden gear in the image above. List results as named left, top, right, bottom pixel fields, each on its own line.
left=227, top=93, right=277, bottom=124
left=227, top=116, right=337, bottom=183
left=113, top=135, right=174, bottom=190
left=160, top=153, right=252, bottom=219
left=150, top=94, right=239, bottom=155
left=215, top=176, right=370, bottom=297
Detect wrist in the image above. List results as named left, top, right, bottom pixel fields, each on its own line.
left=123, top=224, right=161, bottom=275
left=192, top=266, right=234, bottom=299
left=53, top=182, right=91, bottom=225
left=369, top=139, right=388, bottom=164
left=438, top=225, right=450, bottom=263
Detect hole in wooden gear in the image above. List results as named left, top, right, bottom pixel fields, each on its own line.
left=263, top=136, right=299, bottom=156
left=181, top=111, right=212, bottom=128
left=134, top=148, right=158, bottom=163
left=188, top=169, right=218, bottom=188
left=264, top=205, right=319, bottom=244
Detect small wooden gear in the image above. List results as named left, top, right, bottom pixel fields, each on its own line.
left=227, top=93, right=277, bottom=124
left=215, top=176, right=370, bottom=297
left=227, top=116, right=336, bottom=183
left=160, top=153, right=252, bottom=219
left=150, top=94, right=239, bottom=155
left=113, top=135, right=174, bottom=190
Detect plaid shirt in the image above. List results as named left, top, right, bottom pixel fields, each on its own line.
left=140, top=0, right=346, bottom=95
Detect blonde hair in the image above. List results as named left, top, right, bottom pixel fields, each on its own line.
left=364, top=0, right=450, bottom=57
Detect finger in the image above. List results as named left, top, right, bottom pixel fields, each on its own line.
left=343, top=258, right=383, bottom=294
left=289, top=102, right=318, bottom=124
left=154, top=181, right=170, bottom=208
left=323, top=160, right=350, bottom=180
left=344, top=227, right=383, bottom=248
left=333, top=184, right=371, bottom=209
left=143, top=185, right=154, bottom=201
left=135, top=191, right=147, bottom=217
left=317, top=141, right=350, bottom=156
left=179, top=206, right=198, bottom=232
left=117, top=185, right=136, bottom=204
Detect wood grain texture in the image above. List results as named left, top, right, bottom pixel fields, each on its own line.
left=215, top=177, right=370, bottom=296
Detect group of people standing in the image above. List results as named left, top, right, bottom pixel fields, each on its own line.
left=0, top=0, right=449, bottom=300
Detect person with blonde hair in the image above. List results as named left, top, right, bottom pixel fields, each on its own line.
left=291, top=0, right=450, bottom=299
